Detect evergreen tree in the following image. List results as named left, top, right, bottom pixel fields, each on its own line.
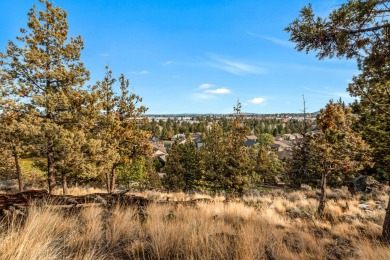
left=92, top=68, right=150, bottom=193
left=200, top=122, right=227, bottom=193
left=224, top=102, right=249, bottom=197
left=162, top=138, right=202, bottom=192
left=312, top=101, right=371, bottom=215
left=0, top=0, right=90, bottom=193
left=162, top=143, right=185, bottom=191
left=286, top=0, right=390, bottom=239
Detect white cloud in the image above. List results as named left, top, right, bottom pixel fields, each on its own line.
left=208, top=54, right=267, bottom=75
left=249, top=97, right=266, bottom=104
left=204, top=88, right=231, bottom=94
left=131, top=70, right=149, bottom=75
left=198, top=83, right=215, bottom=89
left=247, top=32, right=294, bottom=48
left=162, top=61, right=173, bottom=66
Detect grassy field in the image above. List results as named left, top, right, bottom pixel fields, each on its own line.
left=0, top=187, right=389, bottom=259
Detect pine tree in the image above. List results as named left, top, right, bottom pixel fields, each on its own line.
left=92, top=68, right=150, bottom=193
left=200, top=122, right=227, bottom=193
left=162, top=143, right=185, bottom=191
left=287, top=95, right=317, bottom=188
left=224, top=102, right=249, bottom=197
left=0, top=0, right=90, bottom=193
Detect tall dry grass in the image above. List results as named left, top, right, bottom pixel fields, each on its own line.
left=0, top=188, right=389, bottom=259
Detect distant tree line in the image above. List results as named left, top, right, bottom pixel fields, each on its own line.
left=142, top=115, right=309, bottom=140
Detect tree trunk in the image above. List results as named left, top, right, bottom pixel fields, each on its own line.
left=381, top=163, right=390, bottom=243
left=62, top=173, right=68, bottom=195
left=105, top=171, right=111, bottom=193
left=13, top=148, right=23, bottom=192
left=109, top=166, right=116, bottom=193
left=317, top=172, right=327, bottom=215
left=47, top=147, right=56, bottom=194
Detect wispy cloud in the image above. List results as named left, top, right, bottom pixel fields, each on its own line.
left=207, top=54, right=267, bottom=75
left=303, top=87, right=353, bottom=99
left=204, top=88, right=231, bottom=94
left=162, top=61, right=173, bottom=66
left=131, top=70, right=150, bottom=75
left=247, top=32, right=294, bottom=48
left=99, top=53, right=110, bottom=57
left=249, top=97, right=266, bottom=104
left=198, top=83, right=215, bottom=89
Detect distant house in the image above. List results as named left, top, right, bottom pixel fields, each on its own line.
left=191, top=132, right=202, bottom=143
left=171, top=134, right=186, bottom=142
left=282, top=134, right=296, bottom=140
left=163, top=142, right=172, bottom=150
left=271, top=140, right=293, bottom=152
left=276, top=150, right=293, bottom=160
left=245, top=135, right=258, bottom=147
left=178, top=139, right=187, bottom=145
left=292, top=133, right=303, bottom=139
left=151, top=136, right=160, bottom=143
left=152, top=143, right=168, bottom=165
left=196, top=142, right=204, bottom=149
left=275, top=135, right=284, bottom=141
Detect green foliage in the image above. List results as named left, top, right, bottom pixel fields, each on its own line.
left=118, top=157, right=148, bottom=190
left=286, top=0, right=389, bottom=175
left=198, top=122, right=227, bottom=193
left=249, top=146, right=283, bottom=186
left=287, top=133, right=318, bottom=188
left=162, top=143, right=185, bottom=191
left=285, top=0, right=389, bottom=60
left=163, top=138, right=202, bottom=192
left=257, top=133, right=274, bottom=147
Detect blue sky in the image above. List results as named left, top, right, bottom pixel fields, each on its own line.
left=0, top=0, right=358, bottom=114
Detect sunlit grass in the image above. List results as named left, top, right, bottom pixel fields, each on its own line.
left=0, top=188, right=389, bottom=259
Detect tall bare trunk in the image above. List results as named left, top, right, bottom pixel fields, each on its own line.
left=47, top=147, right=56, bottom=194
left=109, top=165, right=116, bottom=193
left=317, top=172, right=327, bottom=215
left=13, top=147, right=22, bottom=192
left=381, top=164, right=390, bottom=243
left=62, top=173, right=68, bottom=195
left=105, top=171, right=111, bottom=193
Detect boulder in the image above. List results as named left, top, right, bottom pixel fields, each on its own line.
left=354, top=175, right=379, bottom=193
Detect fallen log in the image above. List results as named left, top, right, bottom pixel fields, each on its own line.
left=0, top=190, right=150, bottom=211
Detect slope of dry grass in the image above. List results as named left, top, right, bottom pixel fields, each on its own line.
left=0, top=187, right=389, bottom=259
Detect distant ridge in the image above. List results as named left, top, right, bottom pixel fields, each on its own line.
left=143, top=112, right=320, bottom=117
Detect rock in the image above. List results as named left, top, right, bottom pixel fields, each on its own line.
left=358, top=203, right=369, bottom=210
left=353, top=175, right=379, bottom=193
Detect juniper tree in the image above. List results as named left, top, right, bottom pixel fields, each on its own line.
left=312, top=101, right=371, bottom=215
left=286, top=0, right=390, bottom=239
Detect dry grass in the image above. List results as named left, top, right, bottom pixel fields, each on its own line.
left=0, top=188, right=389, bottom=259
